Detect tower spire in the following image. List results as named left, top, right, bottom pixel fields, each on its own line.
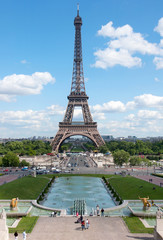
left=70, top=4, right=86, bottom=97
left=77, top=3, right=79, bottom=16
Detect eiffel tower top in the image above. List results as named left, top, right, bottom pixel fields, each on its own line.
left=68, top=5, right=88, bottom=100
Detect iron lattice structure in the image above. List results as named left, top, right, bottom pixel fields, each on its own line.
left=51, top=8, right=105, bottom=152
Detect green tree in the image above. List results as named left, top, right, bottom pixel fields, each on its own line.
left=129, top=156, right=142, bottom=166
left=113, top=150, right=130, bottom=166
left=2, top=152, right=20, bottom=167
left=99, top=145, right=108, bottom=154
left=19, top=160, right=30, bottom=167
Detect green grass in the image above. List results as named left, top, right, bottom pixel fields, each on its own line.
left=0, top=174, right=163, bottom=200
left=108, top=175, right=163, bottom=200
left=71, top=147, right=84, bottom=152
left=9, top=216, right=38, bottom=233
left=123, top=216, right=154, bottom=234
left=0, top=176, right=50, bottom=199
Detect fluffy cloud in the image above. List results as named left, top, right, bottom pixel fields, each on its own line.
left=137, top=110, right=163, bottom=119
left=94, top=48, right=142, bottom=69
left=0, top=72, right=55, bottom=102
left=92, top=101, right=126, bottom=112
left=131, top=94, right=163, bottom=108
left=91, top=94, right=163, bottom=115
left=93, top=19, right=163, bottom=69
left=47, top=105, right=65, bottom=116
left=153, top=57, right=163, bottom=69
left=154, top=77, right=160, bottom=82
left=154, top=17, right=163, bottom=37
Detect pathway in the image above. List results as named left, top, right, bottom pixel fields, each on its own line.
left=9, top=217, right=153, bottom=240
left=134, top=175, right=163, bottom=187
left=0, top=175, right=18, bottom=186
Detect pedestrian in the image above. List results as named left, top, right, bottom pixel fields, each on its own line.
left=80, top=214, right=83, bottom=222
left=76, top=211, right=79, bottom=217
left=81, top=219, right=85, bottom=231
left=96, top=204, right=100, bottom=216
left=86, top=219, right=90, bottom=229
left=23, top=230, right=27, bottom=240
left=101, top=208, right=104, bottom=216
left=14, top=231, right=18, bottom=240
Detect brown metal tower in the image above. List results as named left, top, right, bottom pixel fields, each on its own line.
left=51, top=6, right=105, bottom=152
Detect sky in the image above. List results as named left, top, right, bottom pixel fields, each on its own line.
left=0, top=0, right=163, bottom=139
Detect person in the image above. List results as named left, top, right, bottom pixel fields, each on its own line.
left=101, top=208, right=104, bottom=216
left=156, top=208, right=162, bottom=219
left=96, top=204, right=100, bottom=216
left=14, top=231, right=18, bottom=240
left=76, top=211, right=79, bottom=217
left=86, top=219, right=90, bottom=229
left=80, top=215, right=83, bottom=222
left=23, top=230, right=27, bottom=240
left=51, top=211, right=54, bottom=217
left=81, top=219, right=85, bottom=231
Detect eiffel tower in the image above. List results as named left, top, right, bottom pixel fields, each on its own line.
left=51, top=6, right=105, bottom=152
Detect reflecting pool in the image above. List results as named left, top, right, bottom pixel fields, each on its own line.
left=42, top=177, right=115, bottom=215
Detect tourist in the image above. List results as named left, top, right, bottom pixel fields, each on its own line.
left=14, top=231, right=18, bottom=240
left=80, top=215, right=83, bottom=222
left=76, top=211, right=79, bottom=217
left=86, top=219, right=90, bottom=229
left=101, top=208, right=104, bottom=216
left=81, top=219, right=85, bottom=230
left=157, top=208, right=162, bottom=219
left=96, top=204, right=100, bottom=216
left=23, top=230, right=27, bottom=240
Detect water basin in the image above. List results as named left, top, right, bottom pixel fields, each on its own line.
left=42, top=176, right=115, bottom=215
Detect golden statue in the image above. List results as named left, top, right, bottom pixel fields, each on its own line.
left=139, top=196, right=151, bottom=208
left=10, top=198, right=18, bottom=209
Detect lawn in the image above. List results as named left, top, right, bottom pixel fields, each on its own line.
left=0, top=174, right=162, bottom=200
left=123, top=216, right=154, bottom=234
left=108, top=175, right=163, bottom=200
left=9, top=216, right=38, bottom=233
left=0, top=176, right=50, bottom=199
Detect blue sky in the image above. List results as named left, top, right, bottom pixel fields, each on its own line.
left=0, top=0, right=163, bottom=138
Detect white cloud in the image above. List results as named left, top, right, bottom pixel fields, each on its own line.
left=92, top=112, right=106, bottom=120
left=21, top=60, right=28, bottom=64
left=154, top=17, right=163, bottom=37
left=47, top=105, right=65, bottom=116
left=0, top=72, right=55, bottom=102
left=94, top=48, right=142, bottom=68
left=137, top=110, right=163, bottom=119
left=93, top=19, right=163, bottom=69
left=92, top=100, right=126, bottom=112
left=133, top=94, right=163, bottom=108
left=153, top=57, right=163, bottom=69
left=154, top=77, right=160, bottom=82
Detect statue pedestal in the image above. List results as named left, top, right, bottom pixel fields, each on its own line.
left=0, top=209, right=9, bottom=240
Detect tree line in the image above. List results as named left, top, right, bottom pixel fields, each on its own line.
left=0, top=140, right=52, bottom=156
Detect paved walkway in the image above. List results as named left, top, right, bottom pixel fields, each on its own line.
left=9, top=217, right=154, bottom=240
left=134, top=175, right=163, bottom=187
left=0, top=175, right=18, bottom=186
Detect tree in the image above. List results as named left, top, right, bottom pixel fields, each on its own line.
left=99, top=145, right=108, bottom=154
left=19, top=160, right=30, bottom=167
left=2, top=152, right=20, bottom=167
left=129, top=156, right=142, bottom=166
left=113, top=150, right=130, bottom=166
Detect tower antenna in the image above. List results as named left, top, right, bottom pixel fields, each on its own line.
left=77, top=3, right=79, bottom=16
